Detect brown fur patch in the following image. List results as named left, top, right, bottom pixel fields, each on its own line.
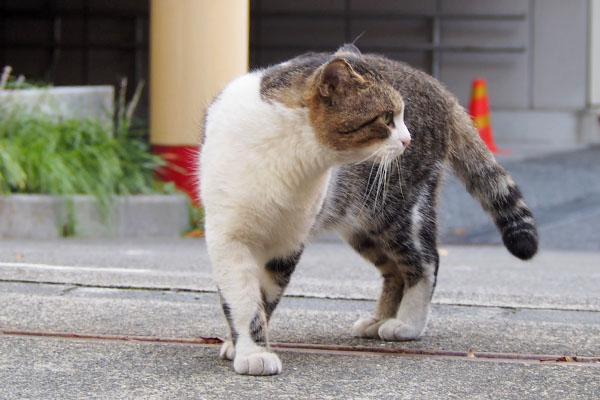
left=260, top=53, right=404, bottom=152
left=304, top=58, right=403, bottom=151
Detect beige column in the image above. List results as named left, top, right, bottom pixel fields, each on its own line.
left=150, top=0, right=249, bottom=146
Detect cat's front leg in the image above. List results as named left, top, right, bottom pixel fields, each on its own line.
left=212, top=244, right=282, bottom=376
left=218, top=289, right=281, bottom=376
left=263, top=248, right=303, bottom=322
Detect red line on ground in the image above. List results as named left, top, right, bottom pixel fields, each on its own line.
left=2, top=328, right=598, bottom=365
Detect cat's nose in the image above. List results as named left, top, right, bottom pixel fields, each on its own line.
left=402, top=139, right=411, bottom=148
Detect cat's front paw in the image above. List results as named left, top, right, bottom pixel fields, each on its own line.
left=219, top=340, right=235, bottom=360
left=377, top=318, right=424, bottom=341
left=233, top=351, right=282, bottom=376
left=352, top=316, right=386, bottom=338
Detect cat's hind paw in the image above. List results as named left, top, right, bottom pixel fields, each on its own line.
left=377, top=318, right=425, bottom=341
left=352, top=316, right=385, bottom=338
left=233, top=351, right=282, bottom=376
left=219, top=340, right=235, bottom=361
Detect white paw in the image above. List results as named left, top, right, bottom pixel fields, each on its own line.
left=219, top=340, right=235, bottom=360
left=378, top=318, right=425, bottom=341
left=352, top=316, right=385, bottom=338
left=233, top=351, right=282, bottom=376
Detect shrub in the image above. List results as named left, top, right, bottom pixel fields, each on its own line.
left=0, top=72, right=171, bottom=212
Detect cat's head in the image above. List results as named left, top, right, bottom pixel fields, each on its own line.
left=306, top=53, right=411, bottom=164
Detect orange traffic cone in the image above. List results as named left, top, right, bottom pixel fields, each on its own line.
left=469, top=78, right=504, bottom=154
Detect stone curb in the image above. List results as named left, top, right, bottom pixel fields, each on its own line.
left=0, top=194, right=191, bottom=239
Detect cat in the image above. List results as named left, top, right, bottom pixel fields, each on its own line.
left=199, top=44, right=538, bottom=376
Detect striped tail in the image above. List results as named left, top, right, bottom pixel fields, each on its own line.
left=447, top=103, right=538, bottom=260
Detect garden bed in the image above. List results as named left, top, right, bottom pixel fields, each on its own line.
left=0, top=69, right=195, bottom=238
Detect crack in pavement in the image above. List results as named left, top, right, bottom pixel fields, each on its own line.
left=1, top=277, right=599, bottom=314
left=3, top=277, right=600, bottom=314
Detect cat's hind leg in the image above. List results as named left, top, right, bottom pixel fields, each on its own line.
left=347, top=212, right=440, bottom=342
left=345, top=233, right=405, bottom=338
left=377, top=211, right=440, bottom=341
left=376, top=261, right=436, bottom=341
left=359, top=249, right=437, bottom=342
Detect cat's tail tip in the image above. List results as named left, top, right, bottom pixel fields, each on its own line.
left=491, top=183, right=539, bottom=260
left=502, top=227, right=538, bottom=260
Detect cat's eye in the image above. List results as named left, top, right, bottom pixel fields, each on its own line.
left=382, top=111, right=395, bottom=127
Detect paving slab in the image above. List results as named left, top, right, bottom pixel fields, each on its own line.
left=1, top=335, right=598, bottom=400
left=0, top=238, right=598, bottom=398
left=1, top=281, right=598, bottom=357
left=0, top=238, right=598, bottom=310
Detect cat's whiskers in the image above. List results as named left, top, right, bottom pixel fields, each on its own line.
left=375, top=155, right=387, bottom=208
left=358, top=149, right=400, bottom=216
left=363, top=162, right=381, bottom=209
left=364, top=156, right=380, bottom=198
left=395, top=157, right=405, bottom=200
left=382, top=153, right=392, bottom=206
left=373, top=159, right=383, bottom=209
left=374, top=150, right=395, bottom=211
left=381, top=152, right=395, bottom=209
left=358, top=147, right=387, bottom=215
left=370, top=155, right=386, bottom=211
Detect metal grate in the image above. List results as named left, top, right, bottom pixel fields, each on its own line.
left=0, top=0, right=148, bottom=94
left=250, top=0, right=527, bottom=78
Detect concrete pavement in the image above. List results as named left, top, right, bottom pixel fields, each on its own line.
left=0, top=238, right=598, bottom=399
left=1, top=145, right=600, bottom=398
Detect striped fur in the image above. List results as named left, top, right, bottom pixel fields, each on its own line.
left=447, top=103, right=538, bottom=259
left=200, top=44, right=538, bottom=376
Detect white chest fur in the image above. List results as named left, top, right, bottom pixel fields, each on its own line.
left=200, top=72, right=333, bottom=262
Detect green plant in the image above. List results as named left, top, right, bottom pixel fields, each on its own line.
left=183, top=204, right=205, bottom=238
left=189, top=204, right=205, bottom=229
left=0, top=70, right=173, bottom=215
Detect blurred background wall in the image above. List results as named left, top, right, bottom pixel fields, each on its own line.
left=1, top=0, right=598, bottom=146
left=0, top=0, right=150, bottom=116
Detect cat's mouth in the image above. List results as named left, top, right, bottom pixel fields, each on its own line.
left=366, top=119, right=412, bottom=164
left=364, top=137, right=409, bottom=164
left=369, top=145, right=406, bottom=164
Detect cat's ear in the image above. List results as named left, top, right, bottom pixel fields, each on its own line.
left=318, top=58, right=365, bottom=98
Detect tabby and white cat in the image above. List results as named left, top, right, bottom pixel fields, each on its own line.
left=199, top=45, right=538, bottom=376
